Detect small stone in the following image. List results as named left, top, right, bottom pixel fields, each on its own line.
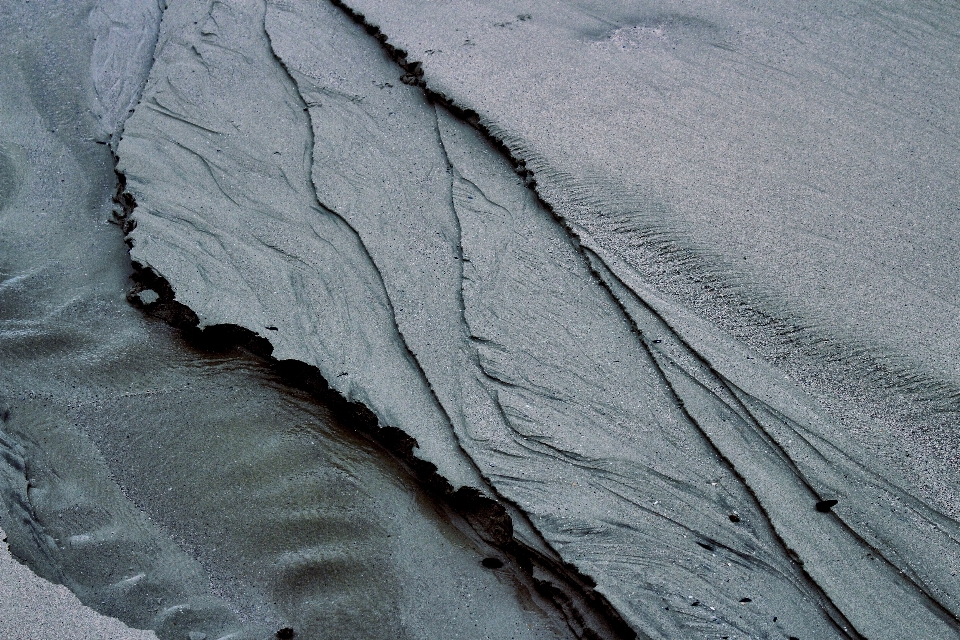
left=135, top=289, right=160, bottom=305
left=481, top=557, right=504, bottom=569
left=728, top=513, right=740, bottom=523
left=739, top=597, right=752, bottom=603
left=815, top=499, right=839, bottom=513
left=276, top=628, right=295, bottom=639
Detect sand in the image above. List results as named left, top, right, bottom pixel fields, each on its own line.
left=0, top=1, right=577, bottom=638
left=2, top=0, right=959, bottom=638
left=0, top=528, right=157, bottom=640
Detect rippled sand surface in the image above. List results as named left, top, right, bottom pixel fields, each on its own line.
left=2, top=1, right=959, bottom=639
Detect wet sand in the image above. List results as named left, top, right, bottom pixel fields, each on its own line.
left=1, top=528, right=157, bottom=640
left=2, top=1, right=959, bottom=639
left=0, top=2, right=578, bottom=638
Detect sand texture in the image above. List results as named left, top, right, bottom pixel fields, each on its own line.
left=2, top=0, right=958, bottom=639
left=1, top=1, right=574, bottom=638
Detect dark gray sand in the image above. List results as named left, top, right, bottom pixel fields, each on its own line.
left=2, top=1, right=959, bottom=639
left=1, top=526, right=157, bottom=639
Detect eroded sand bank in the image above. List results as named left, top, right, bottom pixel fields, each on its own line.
left=1, top=2, right=577, bottom=639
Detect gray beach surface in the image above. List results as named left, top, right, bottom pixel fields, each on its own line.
left=2, top=1, right=959, bottom=639
left=1, top=528, right=157, bottom=640
left=335, top=0, right=960, bottom=517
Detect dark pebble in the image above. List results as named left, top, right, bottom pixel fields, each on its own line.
left=739, top=597, right=752, bottom=603
left=815, top=499, right=839, bottom=512
left=481, top=557, right=503, bottom=569
left=276, top=628, right=295, bottom=639
left=728, top=513, right=740, bottom=522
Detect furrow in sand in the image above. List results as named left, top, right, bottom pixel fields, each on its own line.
left=583, top=235, right=960, bottom=626
left=115, top=0, right=628, bottom=636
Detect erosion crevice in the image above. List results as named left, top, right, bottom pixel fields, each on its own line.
left=116, top=234, right=640, bottom=640
left=582, top=241, right=960, bottom=634
left=326, top=2, right=960, bottom=541
left=326, top=0, right=540, bottom=190
left=260, top=15, right=586, bottom=588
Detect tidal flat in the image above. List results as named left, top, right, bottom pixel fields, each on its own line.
left=1, top=1, right=958, bottom=639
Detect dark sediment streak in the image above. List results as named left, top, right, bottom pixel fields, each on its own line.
left=123, top=263, right=637, bottom=640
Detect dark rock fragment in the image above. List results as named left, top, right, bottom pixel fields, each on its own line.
left=815, top=499, right=839, bottom=513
